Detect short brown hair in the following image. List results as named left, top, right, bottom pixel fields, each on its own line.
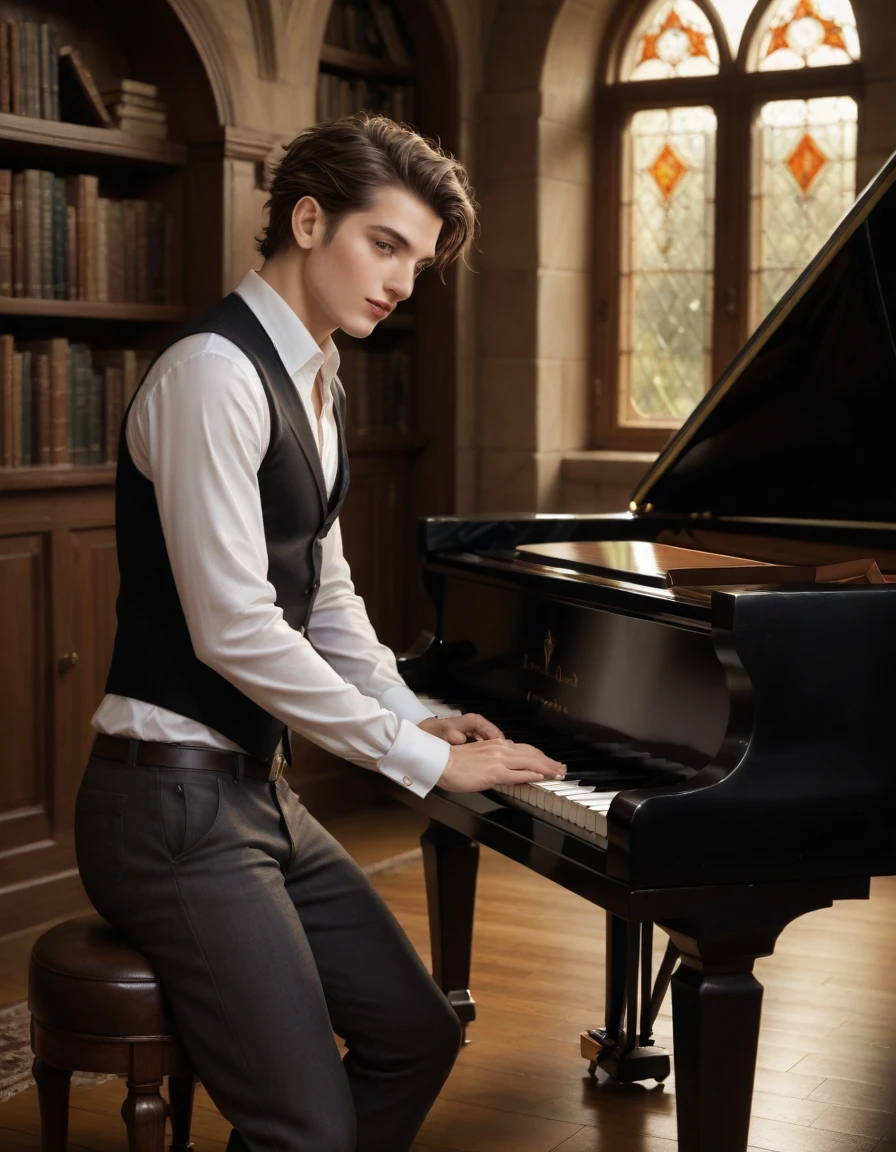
left=257, top=113, right=477, bottom=278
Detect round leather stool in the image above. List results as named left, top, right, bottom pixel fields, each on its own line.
left=28, top=914, right=195, bottom=1152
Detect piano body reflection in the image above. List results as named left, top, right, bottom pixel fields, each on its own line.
left=363, top=151, right=896, bottom=1152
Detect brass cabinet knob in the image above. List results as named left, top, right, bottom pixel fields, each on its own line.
left=58, top=652, right=80, bottom=673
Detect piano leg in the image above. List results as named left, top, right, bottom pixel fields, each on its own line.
left=662, top=900, right=836, bottom=1152
left=421, top=819, right=479, bottom=1040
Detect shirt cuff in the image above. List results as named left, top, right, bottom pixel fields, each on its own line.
left=378, top=684, right=436, bottom=726
left=378, top=719, right=449, bottom=798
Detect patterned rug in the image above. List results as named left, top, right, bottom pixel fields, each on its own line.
left=0, top=845, right=423, bottom=1106
left=0, top=1002, right=116, bottom=1105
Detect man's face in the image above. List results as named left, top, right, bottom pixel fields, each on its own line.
left=298, top=186, right=443, bottom=339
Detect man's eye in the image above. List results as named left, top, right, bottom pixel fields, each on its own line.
left=375, top=240, right=394, bottom=254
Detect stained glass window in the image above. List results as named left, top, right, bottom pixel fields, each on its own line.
left=621, top=1, right=720, bottom=81
left=750, top=96, right=857, bottom=325
left=710, top=0, right=757, bottom=56
left=751, top=0, right=859, bottom=71
left=619, top=106, right=717, bottom=426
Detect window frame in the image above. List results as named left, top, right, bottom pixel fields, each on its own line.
left=592, top=0, right=864, bottom=452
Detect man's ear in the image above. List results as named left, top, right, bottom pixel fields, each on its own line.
left=291, top=196, right=321, bottom=251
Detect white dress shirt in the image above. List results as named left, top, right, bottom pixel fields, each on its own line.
left=92, top=270, right=450, bottom=798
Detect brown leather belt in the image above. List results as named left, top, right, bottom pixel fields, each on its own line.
left=91, top=733, right=286, bottom=782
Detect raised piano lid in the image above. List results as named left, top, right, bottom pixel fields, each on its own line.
left=629, top=148, right=896, bottom=529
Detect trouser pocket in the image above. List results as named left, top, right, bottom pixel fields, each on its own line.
left=159, top=772, right=222, bottom=863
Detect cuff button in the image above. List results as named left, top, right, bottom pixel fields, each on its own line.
left=402, top=775, right=412, bottom=786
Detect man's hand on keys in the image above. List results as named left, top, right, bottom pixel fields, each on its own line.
left=418, top=714, right=566, bottom=794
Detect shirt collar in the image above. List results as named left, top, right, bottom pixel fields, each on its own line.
left=233, top=270, right=340, bottom=405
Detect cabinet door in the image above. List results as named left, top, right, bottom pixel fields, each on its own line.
left=0, top=531, right=52, bottom=852
left=339, top=453, right=412, bottom=652
left=53, top=526, right=119, bottom=828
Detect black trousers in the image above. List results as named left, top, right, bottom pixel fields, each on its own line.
left=74, top=750, right=463, bottom=1152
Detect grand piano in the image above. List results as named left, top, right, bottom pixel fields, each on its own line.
left=366, top=149, right=896, bottom=1152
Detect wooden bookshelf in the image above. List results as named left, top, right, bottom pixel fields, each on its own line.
left=0, top=462, right=116, bottom=490
left=0, top=111, right=187, bottom=167
left=0, top=298, right=186, bottom=320
left=315, top=0, right=459, bottom=660
left=319, top=44, right=416, bottom=83
left=0, top=0, right=230, bottom=937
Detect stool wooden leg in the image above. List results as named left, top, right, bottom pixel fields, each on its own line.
left=122, top=1046, right=169, bottom=1152
left=167, top=1074, right=196, bottom=1151
left=32, top=1058, right=72, bottom=1152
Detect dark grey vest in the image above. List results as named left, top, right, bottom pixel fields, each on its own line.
left=105, top=292, right=350, bottom=759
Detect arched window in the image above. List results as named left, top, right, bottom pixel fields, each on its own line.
left=594, top=0, right=862, bottom=449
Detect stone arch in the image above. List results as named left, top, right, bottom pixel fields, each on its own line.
left=166, top=0, right=246, bottom=126
left=476, top=0, right=614, bottom=511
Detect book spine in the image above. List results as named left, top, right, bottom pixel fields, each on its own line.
left=11, top=171, right=24, bottom=297
left=19, top=349, right=31, bottom=466
left=0, top=334, right=13, bottom=467
left=135, top=199, right=149, bottom=304
left=66, top=175, right=85, bottom=300
left=122, top=350, right=137, bottom=405
left=70, top=345, right=90, bottom=465
left=164, top=212, right=177, bottom=304
left=65, top=203, right=77, bottom=300
left=23, top=168, right=40, bottom=298
left=8, top=21, right=20, bottom=115
left=147, top=200, right=163, bottom=304
left=104, top=364, right=123, bottom=463
left=96, top=196, right=109, bottom=304
left=0, top=170, right=11, bottom=297
left=11, top=350, right=22, bottom=467
left=34, top=348, right=51, bottom=465
left=87, top=369, right=104, bottom=464
left=52, top=176, right=66, bottom=299
left=24, top=22, right=38, bottom=119
left=0, top=24, right=10, bottom=114
left=39, top=169, right=53, bottom=299
left=38, top=23, right=51, bottom=119
left=17, top=22, right=28, bottom=118
left=84, top=174, right=98, bottom=302
left=122, top=200, right=136, bottom=302
left=107, top=200, right=123, bottom=303
left=49, top=28, right=59, bottom=120
left=51, top=338, right=69, bottom=465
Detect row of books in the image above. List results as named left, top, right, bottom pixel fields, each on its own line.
left=102, top=80, right=169, bottom=140
left=0, top=336, right=151, bottom=468
left=317, top=74, right=416, bottom=125
left=0, top=20, right=167, bottom=139
left=324, top=0, right=412, bottom=65
left=339, top=347, right=413, bottom=436
left=0, top=21, right=60, bottom=120
left=0, top=169, right=176, bottom=304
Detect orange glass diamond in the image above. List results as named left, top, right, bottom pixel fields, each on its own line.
left=649, top=143, right=688, bottom=200
left=786, top=132, right=827, bottom=194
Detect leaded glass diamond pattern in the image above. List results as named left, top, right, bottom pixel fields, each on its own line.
left=619, top=107, right=717, bottom=425
left=750, top=96, right=857, bottom=325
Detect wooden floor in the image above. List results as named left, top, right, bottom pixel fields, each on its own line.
left=2, top=803, right=896, bottom=1151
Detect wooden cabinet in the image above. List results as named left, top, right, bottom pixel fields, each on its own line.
left=0, top=481, right=115, bottom=933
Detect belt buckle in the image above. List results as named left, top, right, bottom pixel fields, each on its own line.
left=268, top=752, right=285, bottom=783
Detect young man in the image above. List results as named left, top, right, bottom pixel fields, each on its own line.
left=74, top=114, right=565, bottom=1152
